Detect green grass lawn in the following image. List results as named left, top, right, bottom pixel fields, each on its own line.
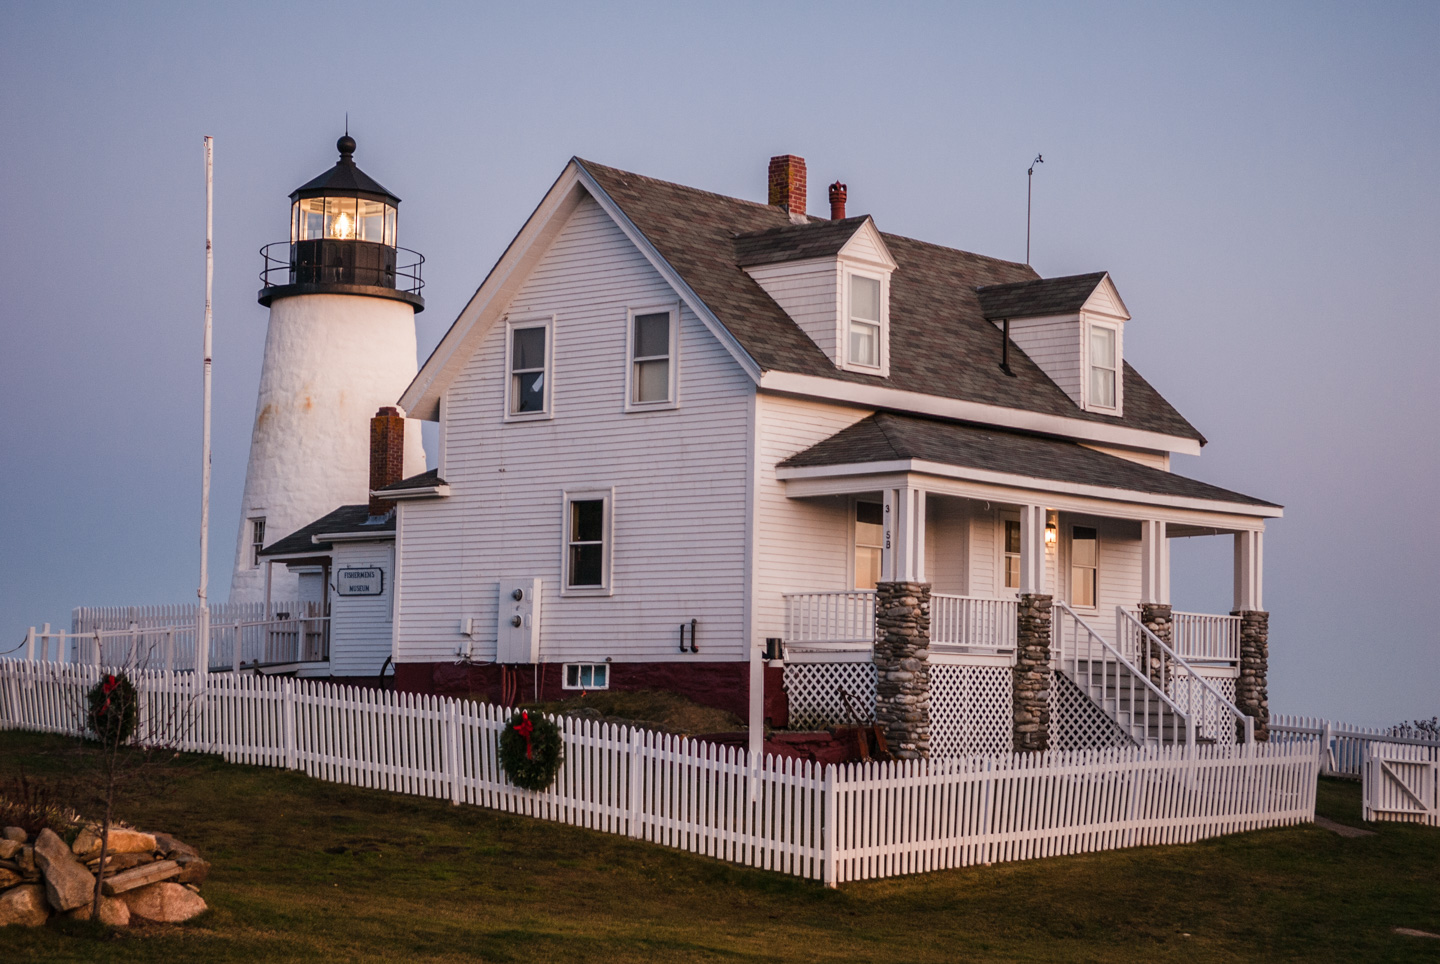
left=1, top=729, right=1436, bottom=962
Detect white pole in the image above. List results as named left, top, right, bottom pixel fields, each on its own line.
left=196, top=135, right=214, bottom=688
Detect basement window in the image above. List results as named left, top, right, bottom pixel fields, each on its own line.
left=563, top=663, right=609, bottom=690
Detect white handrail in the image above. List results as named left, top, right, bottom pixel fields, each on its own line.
left=25, top=611, right=329, bottom=673
left=930, top=594, right=1017, bottom=651
left=1116, top=607, right=1252, bottom=744
left=1054, top=601, right=1193, bottom=746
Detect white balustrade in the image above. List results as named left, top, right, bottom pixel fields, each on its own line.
left=783, top=591, right=876, bottom=651
left=1172, top=611, right=1240, bottom=663
left=930, top=594, right=1017, bottom=652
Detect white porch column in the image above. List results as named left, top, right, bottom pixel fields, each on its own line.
left=1017, top=504, right=1048, bottom=596
left=1140, top=520, right=1171, bottom=605
left=882, top=485, right=927, bottom=583
left=1233, top=529, right=1264, bottom=611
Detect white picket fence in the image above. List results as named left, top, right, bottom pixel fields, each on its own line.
left=1270, top=713, right=1440, bottom=778
left=0, top=659, right=1317, bottom=886
left=1362, top=743, right=1439, bottom=827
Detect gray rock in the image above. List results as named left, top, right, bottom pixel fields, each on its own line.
left=118, top=881, right=207, bottom=923
left=73, top=826, right=156, bottom=860
left=65, top=894, right=130, bottom=927
left=0, top=883, right=51, bottom=927
left=151, top=832, right=199, bottom=860
left=0, top=868, right=20, bottom=889
left=0, top=839, right=21, bottom=860
left=33, top=827, right=97, bottom=912
left=0, top=827, right=26, bottom=844
left=174, top=854, right=210, bottom=885
left=16, top=846, right=36, bottom=878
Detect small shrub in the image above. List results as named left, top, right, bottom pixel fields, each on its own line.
left=1388, top=717, right=1439, bottom=741
left=0, top=770, right=81, bottom=836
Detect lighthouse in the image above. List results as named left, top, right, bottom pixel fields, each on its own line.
left=229, top=134, right=426, bottom=604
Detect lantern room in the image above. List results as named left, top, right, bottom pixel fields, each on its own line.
left=259, top=134, right=424, bottom=310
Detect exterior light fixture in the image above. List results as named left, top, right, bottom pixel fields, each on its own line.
left=1045, top=523, right=1058, bottom=547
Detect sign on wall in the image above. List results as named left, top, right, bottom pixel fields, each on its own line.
left=336, top=567, right=384, bottom=596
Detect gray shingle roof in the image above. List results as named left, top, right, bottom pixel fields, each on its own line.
left=975, top=273, right=1109, bottom=319
left=780, top=413, right=1277, bottom=508
left=576, top=160, right=1204, bottom=444
left=733, top=216, right=871, bottom=266
left=260, top=504, right=395, bottom=557
left=376, top=468, right=446, bottom=492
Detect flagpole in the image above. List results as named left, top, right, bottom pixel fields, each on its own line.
left=196, top=135, right=214, bottom=687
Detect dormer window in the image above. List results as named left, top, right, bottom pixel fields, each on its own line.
left=848, top=275, right=882, bottom=368
left=1089, top=324, right=1117, bottom=409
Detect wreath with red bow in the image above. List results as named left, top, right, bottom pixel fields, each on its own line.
left=498, top=710, right=563, bottom=791
left=86, top=673, right=138, bottom=745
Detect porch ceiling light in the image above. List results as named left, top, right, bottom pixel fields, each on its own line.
left=1045, top=523, right=1058, bottom=546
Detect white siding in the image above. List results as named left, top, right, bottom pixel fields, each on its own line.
left=967, top=506, right=999, bottom=598
left=1057, top=515, right=1142, bottom=617
left=394, top=196, right=755, bottom=665
left=839, top=228, right=890, bottom=267
left=328, top=542, right=395, bottom=677
left=743, top=260, right=841, bottom=364
left=924, top=496, right=969, bottom=594
left=1004, top=313, right=1083, bottom=405
left=753, top=394, right=874, bottom=639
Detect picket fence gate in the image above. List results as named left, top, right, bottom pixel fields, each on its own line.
left=0, top=659, right=1317, bottom=886
left=1362, top=743, right=1439, bottom=827
left=1270, top=713, right=1440, bottom=778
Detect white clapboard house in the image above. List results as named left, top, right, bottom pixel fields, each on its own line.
left=274, top=154, right=1281, bottom=757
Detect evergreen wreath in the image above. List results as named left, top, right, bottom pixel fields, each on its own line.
left=499, top=710, right=563, bottom=791
left=86, top=673, right=138, bottom=745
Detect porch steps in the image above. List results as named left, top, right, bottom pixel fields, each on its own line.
left=1061, top=659, right=1198, bottom=747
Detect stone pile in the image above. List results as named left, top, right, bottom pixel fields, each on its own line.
left=0, top=822, right=209, bottom=928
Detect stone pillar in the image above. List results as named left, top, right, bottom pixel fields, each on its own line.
left=874, top=581, right=931, bottom=759
left=1234, top=610, right=1269, bottom=741
left=1138, top=603, right=1173, bottom=691
left=1013, top=593, right=1053, bottom=752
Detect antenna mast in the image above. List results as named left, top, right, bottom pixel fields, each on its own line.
left=197, top=136, right=214, bottom=684
left=1026, top=154, right=1043, bottom=265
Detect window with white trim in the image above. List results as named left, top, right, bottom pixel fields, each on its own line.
left=563, top=491, right=612, bottom=593
left=854, top=500, right=883, bottom=590
left=627, top=307, right=676, bottom=407
left=1089, top=325, right=1117, bottom=409
left=1071, top=526, right=1098, bottom=608
left=1004, top=520, right=1021, bottom=591
left=507, top=319, right=552, bottom=417
left=848, top=274, right=882, bottom=368
left=563, top=663, right=609, bottom=690
left=249, top=517, right=266, bottom=568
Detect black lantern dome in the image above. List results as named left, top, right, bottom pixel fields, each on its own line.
left=259, top=135, right=424, bottom=310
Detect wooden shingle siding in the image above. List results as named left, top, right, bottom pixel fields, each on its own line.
left=395, top=197, right=753, bottom=664
left=743, top=259, right=840, bottom=363
left=1005, top=314, right=1083, bottom=404
left=753, top=394, right=874, bottom=639
left=329, top=542, right=395, bottom=677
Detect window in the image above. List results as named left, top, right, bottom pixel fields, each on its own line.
left=627, top=308, right=676, bottom=407
left=563, top=491, right=612, bottom=593
left=563, top=663, right=609, bottom=690
left=1089, top=325, right=1117, bottom=409
left=854, top=500, right=883, bottom=589
left=1071, top=526, right=1098, bottom=607
left=848, top=275, right=881, bottom=368
left=507, top=319, right=552, bottom=417
left=1004, top=520, right=1021, bottom=590
left=249, top=517, right=266, bottom=568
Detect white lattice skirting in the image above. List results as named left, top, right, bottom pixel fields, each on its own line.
left=783, top=663, right=877, bottom=730
left=930, top=665, right=1013, bottom=757
left=1170, top=676, right=1241, bottom=745
left=1050, top=672, right=1133, bottom=751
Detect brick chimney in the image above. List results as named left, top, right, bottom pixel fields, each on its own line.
left=829, top=181, right=847, bottom=220
left=768, top=155, right=807, bottom=219
left=369, top=406, right=405, bottom=515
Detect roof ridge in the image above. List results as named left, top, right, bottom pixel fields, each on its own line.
left=868, top=412, right=909, bottom=460
left=976, top=271, right=1107, bottom=292
left=576, top=157, right=782, bottom=215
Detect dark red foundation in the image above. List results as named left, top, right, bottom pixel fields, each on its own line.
left=394, top=659, right=788, bottom=729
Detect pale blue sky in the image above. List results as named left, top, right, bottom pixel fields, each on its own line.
left=2, top=1, right=1436, bottom=724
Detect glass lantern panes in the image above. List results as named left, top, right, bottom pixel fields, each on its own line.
left=293, top=197, right=396, bottom=243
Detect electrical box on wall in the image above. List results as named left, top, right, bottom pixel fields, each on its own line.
left=496, top=578, right=542, bottom=663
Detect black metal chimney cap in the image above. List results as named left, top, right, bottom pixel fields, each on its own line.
left=290, top=134, right=400, bottom=204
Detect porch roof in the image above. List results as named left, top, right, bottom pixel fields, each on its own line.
left=778, top=413, right=1281, bottom=510
left=260, top=504, right=395, bottom=558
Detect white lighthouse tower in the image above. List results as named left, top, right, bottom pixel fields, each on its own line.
left=229, top=134, right=426, bottom=603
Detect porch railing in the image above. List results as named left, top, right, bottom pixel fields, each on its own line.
left=1055, top=601, right=1193, bottom=746
left=1172, top=611, right=1241, bottom=663
left=783, top=591, right=876, bottom=651
left=930, top=594, right=1017, bottom=653
left=1116, top=607, right=1252, bottom=745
